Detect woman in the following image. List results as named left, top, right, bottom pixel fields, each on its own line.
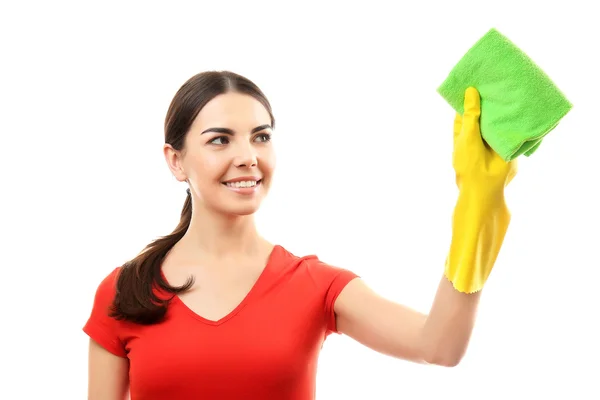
left=83, top=71, right=516, bottom=399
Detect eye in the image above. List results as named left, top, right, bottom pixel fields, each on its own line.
left=209, top=136, right=230, bottom=145
left=254, top=133, right=272, bottom=143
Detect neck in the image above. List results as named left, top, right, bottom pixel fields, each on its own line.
left=178, top=202, right=265, bottom=259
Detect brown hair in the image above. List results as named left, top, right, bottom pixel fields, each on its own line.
left=109, top=71, right=276, bottom=325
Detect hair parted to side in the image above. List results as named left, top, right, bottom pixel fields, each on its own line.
left=109, top=71, right=276, bottom=325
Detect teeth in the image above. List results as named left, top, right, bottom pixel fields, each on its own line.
left=226, top=180, right=257, bottom=188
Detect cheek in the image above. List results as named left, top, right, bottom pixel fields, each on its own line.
left=261, top=150, right=276, bottom=175
left=188, top=152, right=228, bottom=184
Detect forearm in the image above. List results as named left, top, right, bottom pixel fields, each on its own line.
left=416, top=86, right=515, bottom=366
left=420, top=275, right=482, bottom=366
left=419, top=192, right=509, bottom=366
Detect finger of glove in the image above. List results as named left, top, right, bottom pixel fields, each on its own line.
left=461, top=87, right=483, bottom=145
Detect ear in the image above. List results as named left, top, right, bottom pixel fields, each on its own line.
left=163, top=143, right=188, bottom=182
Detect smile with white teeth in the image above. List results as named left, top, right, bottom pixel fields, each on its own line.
left=224, top=180, right=260, bottom=188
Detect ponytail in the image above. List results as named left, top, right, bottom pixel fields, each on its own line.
left=110, top=190, right=194, bottom=325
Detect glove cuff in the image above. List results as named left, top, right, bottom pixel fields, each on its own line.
left=444, top=192, right=511, bottom=293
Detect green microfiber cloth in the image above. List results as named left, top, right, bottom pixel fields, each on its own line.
left=437, top=28, right=573, bottom=161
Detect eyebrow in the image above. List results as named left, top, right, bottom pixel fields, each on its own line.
left=200, top=124, right=272, bottom=135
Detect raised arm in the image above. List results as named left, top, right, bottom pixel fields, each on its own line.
left=334, top=87, right=516, bottom=367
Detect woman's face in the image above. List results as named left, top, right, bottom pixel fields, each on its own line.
left=165, top=92, right=275, bottom=216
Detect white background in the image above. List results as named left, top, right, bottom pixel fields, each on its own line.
left=2, top=0, right=599, bottom=399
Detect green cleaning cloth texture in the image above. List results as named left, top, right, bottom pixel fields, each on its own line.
left=437, top=28, right=573, bottom=161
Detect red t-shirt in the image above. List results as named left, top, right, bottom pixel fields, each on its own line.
left=83, top=245, right=359, bottom=399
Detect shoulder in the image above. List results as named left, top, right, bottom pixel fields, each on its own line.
left=275, top=245, right=360, bottom=302
left=83, top=267, right=128, bottom=357
left=277, top=245, right=359, bottom=285
left=276, top=246, right=361, bottom=335
left=302, top=256, right=359, bottom=292
left=84, top=266, right=130, bottom=329
left=92, top=267, right=121, bottom=304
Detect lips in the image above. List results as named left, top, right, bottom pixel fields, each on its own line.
left=221, top=176, right=262, bottom=184
left=221, top=178, right=263, bottom=196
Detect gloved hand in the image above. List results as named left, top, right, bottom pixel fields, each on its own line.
left=444, top=87, right=518, bottom=293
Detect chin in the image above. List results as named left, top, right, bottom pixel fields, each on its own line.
left=227, top=206, right=261, bottom=217
left=234, top=209, right=260, bottom=217
left=218, top=201, right=263, bottom=217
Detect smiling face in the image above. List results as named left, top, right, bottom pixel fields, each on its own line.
left=165, top=91, right=276, bottom=216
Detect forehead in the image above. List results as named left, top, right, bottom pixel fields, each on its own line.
left=191, top=92, right=271, bottom=132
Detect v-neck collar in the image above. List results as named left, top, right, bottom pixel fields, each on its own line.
left=168, top=244, right=282, bottom=326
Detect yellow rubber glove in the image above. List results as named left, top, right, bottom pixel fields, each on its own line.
left=445, top=87, right=518, bottom=293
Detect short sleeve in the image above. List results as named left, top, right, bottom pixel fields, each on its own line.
left=82, top=267, right=127, bottom=358
left=304, top=259, right=360, bottom=335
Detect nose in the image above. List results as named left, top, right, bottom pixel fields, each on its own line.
left=233, top=143, right=258, bottom=168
